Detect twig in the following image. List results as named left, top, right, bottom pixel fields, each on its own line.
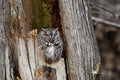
left=92, top=16, right=120, bottom=28
left=90, top=1, right=120, bottom=20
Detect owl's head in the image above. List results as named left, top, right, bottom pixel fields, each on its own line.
left=38, top=28, right=63, bottom=63
left=39, top=28, right=60, bottom=44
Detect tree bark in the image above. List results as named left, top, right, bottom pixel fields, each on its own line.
left=59, top=0, right=101, bottom=80
left=0, top=0, right=6, bottom=79
left=0, top=0, right=14, bottom=80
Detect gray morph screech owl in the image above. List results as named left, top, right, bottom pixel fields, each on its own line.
left=39, top=28, right=63, bottom=63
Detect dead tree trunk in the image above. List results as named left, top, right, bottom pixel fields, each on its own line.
left=0, top=0, right=66, bottom=80
left=59, top=0, right=101, bottom=80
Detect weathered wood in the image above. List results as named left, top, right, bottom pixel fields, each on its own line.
left=34, top=66, right=57, bottom=80
left=10, top=0, right=32, bottom=33
left=18, top=37, right=33, bottom=80
left=34, top=58, right=66, bottom=80
left=27, top=37, right=36, bottom=78
left=59, top=0, right=101, bottom=80
left=49, top=58, right=66, bottom=80
left=0, top=0, right=6, bottom=79
left=0, top=0, right=14, bottom=80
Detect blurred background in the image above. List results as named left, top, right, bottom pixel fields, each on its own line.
left=91, top=0, right=120, bottom=80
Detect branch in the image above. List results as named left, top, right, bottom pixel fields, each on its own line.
left=90, top=1, right=120, bottom=20
left=92, top=16, right=120, bottom=28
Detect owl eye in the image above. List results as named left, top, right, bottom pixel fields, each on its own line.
left=54, top=42, right=59, bottom=46
left=45, top=42, right=51, bottom=47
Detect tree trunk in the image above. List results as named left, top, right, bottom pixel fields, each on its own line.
left=59, top=0, right=101, bottom=80
left=0, top=0, right=6, bottom=79
left=0, top=0, right=14, bottom=80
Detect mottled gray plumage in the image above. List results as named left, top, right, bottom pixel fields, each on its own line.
left=39, top=28, right=63, bottom=63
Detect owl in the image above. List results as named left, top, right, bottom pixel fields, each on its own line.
left=38, top=28, right=63, bottom=63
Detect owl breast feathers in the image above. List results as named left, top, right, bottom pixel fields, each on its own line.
left=38, top=28, right=63, bottom=63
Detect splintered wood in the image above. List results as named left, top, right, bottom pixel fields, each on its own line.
left=34, top=66, right=57, bottom=80
left=17, top=30, right=66, bottom=80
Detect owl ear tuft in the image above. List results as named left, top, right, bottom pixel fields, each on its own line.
left=55, top=28, right=58, bottom=30
left=41, top=28, right=46, bottom=32
left=55, top=28, right=58, bottom=32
